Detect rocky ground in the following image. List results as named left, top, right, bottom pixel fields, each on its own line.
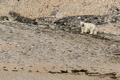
left=0, top=0, right=120, bottom=80
left=0, top=17, right=119, bottom=79
left=0, top=0, right=120, bottom=18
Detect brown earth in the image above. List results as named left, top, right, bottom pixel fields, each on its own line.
left=0, top=0, right=120, bottom=18
left=0, top=0, right=120, bottom=80
left=0, top=21, right=119, bottom=80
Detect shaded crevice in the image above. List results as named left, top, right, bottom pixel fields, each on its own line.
left=71, top=69, right=88, bottom=74
left=9, top=11, right=37, bottom=25
left=0, top=67, right=118, bottom=79
left=48, top=71, right=61, bottom=74
left=88, top=73, right=117, bottom=79
left=48, top=69, right=118, bottom=79
left=0, top=16, right=9, bottom=21
left=60, top=70, right=68, bottom=73
left=48, top=70, right=68, bottom=74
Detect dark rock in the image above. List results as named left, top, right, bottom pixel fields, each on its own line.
left=0, top=16, right=9, bottom=21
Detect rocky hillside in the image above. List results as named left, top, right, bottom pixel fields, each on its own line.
left=0, top=0, right=120, bottom=80
left=0, top=0, right=120, bottom=18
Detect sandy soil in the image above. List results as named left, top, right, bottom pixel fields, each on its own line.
left=0, top=0, right=120, bottom=18
left=0, top=71, right=113, bottom=80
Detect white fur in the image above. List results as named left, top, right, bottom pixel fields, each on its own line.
left=79, top=22, right=97, bottom=35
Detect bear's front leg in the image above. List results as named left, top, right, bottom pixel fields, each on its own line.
left=81, top=27, right=85, bottom=34
left=84, top=28, right=88, bottom=33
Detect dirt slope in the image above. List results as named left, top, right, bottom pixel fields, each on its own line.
left=0, top=0, right=120, bottom=18
left=0, top=22, right=119, bottom=80
left=0, top=0, right=120, bottom=80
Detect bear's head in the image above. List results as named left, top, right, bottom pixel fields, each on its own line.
left=80, top=22, right=84, bottom=27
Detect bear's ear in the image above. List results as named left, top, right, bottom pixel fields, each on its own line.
left=81, top=23, right=84, bottom=27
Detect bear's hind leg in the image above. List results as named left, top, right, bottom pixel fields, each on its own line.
left=93, top=30, right=97, bottom=35
left=90, top=29, right=94, bottom=34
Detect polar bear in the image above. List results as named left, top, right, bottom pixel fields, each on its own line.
left=79, top=22, right=97, bottom=35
